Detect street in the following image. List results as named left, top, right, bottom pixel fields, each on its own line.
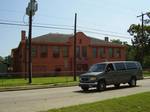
left=0, top=79, right=150, bottom=112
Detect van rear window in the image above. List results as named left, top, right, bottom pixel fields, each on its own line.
left=114, top=63, right=126, bottom=70
left=126, top=63, right=137, bottom=69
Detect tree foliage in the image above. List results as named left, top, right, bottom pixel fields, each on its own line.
left=0, top=56, right=4, bottom=62
left=128, top=24, right=150, bottom=47
left=128, top=24, right=150, bottom=65
left=111, top=39, right=134, bottom=61
left=0, top=55, right=12, bottom=66
left=111, top=39, right=123, bottom=45
left=4, top=55, right=12, bottom=66
left=111, top=39, right=127, bottom=45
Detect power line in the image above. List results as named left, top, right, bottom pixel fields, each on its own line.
left=78, top=25, right=129, bottom=37
left=0, top=19, right=73, bottom=28
left=79, top=29, right=131, bottom=39
left=33, top=22, right=73, bottom=28
left=0, top=21, right=131, bottom=39
left=0, top=18, right=130, bottom=36
left=0, top=19, right=130, bottom=37
left=0, top=22, right=74, bottom=31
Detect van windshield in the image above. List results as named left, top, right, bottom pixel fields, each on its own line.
left=88, top=64, right=106, bottom=72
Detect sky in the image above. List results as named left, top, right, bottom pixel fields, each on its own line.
left=0, top=0, right=150, bottom=57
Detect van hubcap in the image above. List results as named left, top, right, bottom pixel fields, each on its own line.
left=130, top=78, right=136, bottom=86
left=132, top=79, right=136, bottom=85
left=97, top=81, right=106, bottom=91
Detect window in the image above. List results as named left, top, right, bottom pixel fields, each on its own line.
left=32, top=47, right=37, bottom=57
left=106, top=63, right=114, bottom=71
left=40, top=46, right=48, bottom=58
left=62, top=46, right=68, bottom=57
left=93, top=48, right=97, bottom=58
left=136, top=62, right=142, bottom=70
left=89, top=64, right=106, bottom=72
left=115, top=63, right=126, bottom=70
left=115, top=48, right=121, bottom=58
left=99, top=48, right=105, bottom=57
left=109, top=48, right=113, bottom=57
left=53, top=46, right=60, bottom=58
left=126, top=63, right=137, bottom=69
left=76, top=46, right=80, bottom=58
left=82, top=46, right=87, bottom=58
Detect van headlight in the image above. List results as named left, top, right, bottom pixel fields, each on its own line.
left=79, top=77, right=82, bottom=81
left=89, top=77, right=97, bottom=81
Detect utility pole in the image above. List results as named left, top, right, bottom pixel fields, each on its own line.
left=137, top=13, right=144, bottom=65
left=25, top=37, right=27, bottom=80
left=137, top=11, right=150, bottom=65
left=141, top=13, right=144, bottom=66
left=73, top=13, right=77, bottom=81
left=26, top=0, right=38, bottom=83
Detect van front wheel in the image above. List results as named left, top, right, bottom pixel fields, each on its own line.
left=97, top=81, right=106, bottom=91
left=81, top=87, right=89, bottom=91
left=114, top=84, right=120, bottom=88
left=129, top=78, right=136, bottom=87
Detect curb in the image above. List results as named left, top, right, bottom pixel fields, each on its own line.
left=0, top=77, right=150, bottom=92
left=0, top=83, right=78, bottom=92
left=144, top=76, right=150, bottom=79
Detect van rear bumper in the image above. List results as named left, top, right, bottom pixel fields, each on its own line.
left=79, top=82, right=98, bottom=88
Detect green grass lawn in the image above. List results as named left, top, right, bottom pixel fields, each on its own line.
left=0, top=71, right=149, bottom=87
left=46, top=92, right=150, bottom=112
left=0, top=76, right=78, bottom=87
left=143, top=71, right=150, bottom=77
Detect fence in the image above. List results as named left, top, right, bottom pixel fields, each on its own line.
left=0, top=71, right=86, bottom=87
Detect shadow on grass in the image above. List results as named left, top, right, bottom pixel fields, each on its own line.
left=75, top=85, right=141, bottom=94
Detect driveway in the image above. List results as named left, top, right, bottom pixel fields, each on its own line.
left=0, top=79, right=150, bottom=112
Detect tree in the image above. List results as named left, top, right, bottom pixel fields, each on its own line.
left=111, top=39, right=128, bottom=45
left=0, top=56, right=4, bottom=62
left=128, top=24, right=150, bottom=65
left=126, top=45, right=136, bottom=61
left=111, top=39, right=123, bottom=45
left=111, top=39, right=135, bottom=61
left=0, top=55, right=12, bottom=72
left=4, top=55, right=12, bottom=70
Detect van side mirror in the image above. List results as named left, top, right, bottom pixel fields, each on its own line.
left=106, top=67, right=111, bottom=73
left=105, top=69, right=109, bottom=73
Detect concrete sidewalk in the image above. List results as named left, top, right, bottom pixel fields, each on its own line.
left=144, top=76, right=150, bottom=79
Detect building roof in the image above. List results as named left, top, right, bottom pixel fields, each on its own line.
left=32, top=32, right=123, bottom=47
left=32, top=33, right=73, bottom=43
left=88, top=36, right=122, bottom=46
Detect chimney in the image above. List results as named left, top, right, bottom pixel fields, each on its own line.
left=104, top=37, right=109, bottom=42
left=21, top=30, right=26, bottom=41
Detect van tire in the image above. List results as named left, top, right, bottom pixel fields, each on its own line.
left=129, top=78, right=136, bottom=87
left=114, top=84, right=120, bottom=88
left=97, top=80, right=106, bottom=91
left=81, top=87, right=89, bottom=91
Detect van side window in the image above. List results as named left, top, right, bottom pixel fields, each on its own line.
left=126, top=63, right=137, bottom=69
left=106, top=64, right=114, bottom=72
left=114, top=63, right=126, bottom=70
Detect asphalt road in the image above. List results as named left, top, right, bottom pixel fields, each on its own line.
left=0, top=79, right=150, bottom=112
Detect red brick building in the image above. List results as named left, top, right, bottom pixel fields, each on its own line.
left=12, top=31, right=126, bottom=76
